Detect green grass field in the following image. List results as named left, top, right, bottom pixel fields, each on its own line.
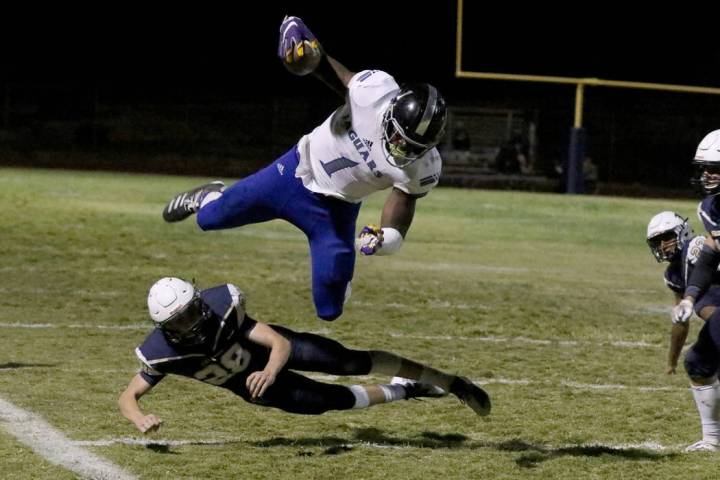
left=0, top=166, right=716, bottom=479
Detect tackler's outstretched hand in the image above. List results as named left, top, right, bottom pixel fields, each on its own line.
left=278, top=16, right=322, bottom=76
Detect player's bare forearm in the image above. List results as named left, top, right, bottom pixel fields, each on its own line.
left=246, top=322, right=291, bottom=394
left=118, top=374, right=162, bottom=433
left=264, top=333, right=291, bottom=377
left=311, top=54, right=355, bottom=97
left=667, top=322, right=690, bottom=374
left=380, top=188, right=418, bottom=238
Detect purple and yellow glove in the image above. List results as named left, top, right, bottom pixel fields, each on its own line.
left=278, top=16, right=322, bottom=76
left=356, top=224, right=384, bottom=256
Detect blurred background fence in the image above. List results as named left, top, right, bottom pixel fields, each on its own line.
left=1, top=81, right=717, bottom=198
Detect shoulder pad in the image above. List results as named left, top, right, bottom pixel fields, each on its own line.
left=698, top=198, right=720, bottom=236
left=349, top=70, right=399, bottom=107
left=686, top=236, right=706, bottom=264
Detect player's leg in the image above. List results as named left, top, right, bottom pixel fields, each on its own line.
left=694, top=285, right=720, bottom=321
left=270, top=326, right=488, bottom=416
left=195, top=147, right=304, bottom=230
left=684, top=311, right=720, bottom=451
left=257, top=370, right=442, bottom=415
left=296, top=198, right=360, bottom=321
left=270, top=324, right=373, bottom=375
left=367, top=350, right=491, bottom=416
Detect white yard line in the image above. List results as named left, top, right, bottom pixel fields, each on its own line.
left=307, top=374, right=674, bottom=393
left=0, top=322, right=148, bottom=330
left=74, top=436, right=679, bottom=452
left=389, top=332, right=659, bottom=349
left=0, top=396, right=137, bottom=480
left=0, top=322, right=662, bottom=349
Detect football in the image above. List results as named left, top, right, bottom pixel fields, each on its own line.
left=283, top=39, right=322, bottom=76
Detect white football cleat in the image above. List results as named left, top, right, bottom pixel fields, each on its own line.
left=685, top=440, right=720, bottom=452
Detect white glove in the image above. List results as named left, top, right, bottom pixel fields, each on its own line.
left=671, top=298, right=694, bottom=324
left=356, top=225, right=383, bottom=255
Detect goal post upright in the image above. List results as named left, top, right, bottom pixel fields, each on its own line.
left=455, top=0, right=720, bottom=194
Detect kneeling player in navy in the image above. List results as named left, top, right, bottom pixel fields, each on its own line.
left=118, top=277, right=490, bottom=433
left=646, top=211, right=720, bottom=375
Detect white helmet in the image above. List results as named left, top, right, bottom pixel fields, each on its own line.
left=147, top=277, right=211, bottom=346
left=646, top=211, right=692, bottom=262
left=692, top=129, right=720, bottom=194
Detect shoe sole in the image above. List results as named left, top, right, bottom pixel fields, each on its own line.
left=452, top=377, right=491, bottom=416
left=464, top=388, right=491, bottom=416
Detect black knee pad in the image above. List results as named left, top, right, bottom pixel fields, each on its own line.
left=685, top=347, right=719, bottom=380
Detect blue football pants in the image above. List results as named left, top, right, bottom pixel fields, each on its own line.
left=196, top=147, right=360, bottom=320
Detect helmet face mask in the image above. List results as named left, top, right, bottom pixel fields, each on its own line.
left=647, top=231, right=680, bottom=262
left=147, top=277, right=214, bottom=347
left=381, top=83, right=447, bottom=168
left=158, top=294, right=213, bottom=347
left=646, top=212, right=692, bottom=263
left=692, top=160, right=720, bottom=195
left=692, top=130, right=720, bottom=195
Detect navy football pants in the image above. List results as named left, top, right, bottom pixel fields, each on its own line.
left=197, top=147, right=361, bottom=320
left=685, top=309, right=720, bottom=379
left=238, top=325, right=373, bottom=414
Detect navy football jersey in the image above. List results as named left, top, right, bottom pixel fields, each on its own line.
left=135, top=284, right=270, bottom=396
left=664, top=235, right=707, bottom=294
left=697, top=197, right=720, bottom=244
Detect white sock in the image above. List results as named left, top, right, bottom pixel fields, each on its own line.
left=349, top=385, right=370, bottom=409
left=200, top=191, right=223, bottom=208
left=691, top=381, right=720, bottom=445
left=378, top=384, right=407, bottom=402
left=348, top=384, right=407, bottom=410
left=343, top=282, right=352, bottom=304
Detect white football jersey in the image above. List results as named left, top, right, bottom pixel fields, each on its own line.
left=295, top=70, right=442, bottom=203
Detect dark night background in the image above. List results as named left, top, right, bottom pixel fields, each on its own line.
left=2, top=2, right=718, bottom=195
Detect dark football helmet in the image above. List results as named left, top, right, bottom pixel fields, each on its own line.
left=382, top=83, right=447, bottom=168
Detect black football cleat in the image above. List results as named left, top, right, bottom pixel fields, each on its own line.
left=162, top=181, right=225, bottom=223
left=402, top=381, right=448, bottom=400
left=450, top=376, right=491, bottom=416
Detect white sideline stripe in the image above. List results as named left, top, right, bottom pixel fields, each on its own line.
left=307, top=374, right=673, bottom=393
left=0, top=396, right=137, bottom=480
left=0, top=322, right=148, bottom=330
left=0, top=368, right=674, bottom=393
left=74, top=437, right=680, bottom=452
left=475, top=378, right=672, bottom=393
left=389, top=332, right=659, bottom=349
left=0, top=323, right=662, bottom=349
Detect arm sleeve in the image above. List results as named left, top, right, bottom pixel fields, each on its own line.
left=685, top=244, right=720, bottom=299
left=239, top=315, right=258, bottom=338
left=138, top=362, right=165, bottom=386
left=135, top=347, right=165, bottom=386
left=663, top=271, right=683, bottom=294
